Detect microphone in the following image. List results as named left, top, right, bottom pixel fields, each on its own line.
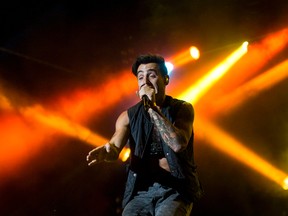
left=142, top=95, right=150, bottom=110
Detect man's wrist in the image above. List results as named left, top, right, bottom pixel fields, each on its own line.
left=109, top=143, right=120, bottom=155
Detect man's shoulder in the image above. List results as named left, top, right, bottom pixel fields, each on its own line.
left=128, top=101, right=142, bottom=110
left=127, top=101, right=143, bottom=117
left=166, top=95, right=192, bottom=108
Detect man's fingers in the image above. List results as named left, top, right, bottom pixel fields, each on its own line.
left=86, top=150, right=96, bottom=161
left=86, top=146, right=107, bottom=165
left=88, top=159, right=97, bottom=166
left=86, top=153, right=94, bottom=161
left=105, top=144, right=111, bottom=153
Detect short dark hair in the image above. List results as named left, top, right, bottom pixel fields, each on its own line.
left=131, top=54, right=168, bottom=77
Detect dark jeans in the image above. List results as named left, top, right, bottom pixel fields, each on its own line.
left=122, top=182, right=193, bottom=216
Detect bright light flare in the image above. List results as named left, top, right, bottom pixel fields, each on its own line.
left=178, top=41, right=248, bottom=104
left=283, top=177, right=288, bottom=190
left=196, top=117, right=288, bottom=189
left=119, top=147, right=131, bottom=162
left=189, top=46, right=200, bottom=60
left=242, top=41, right=249, bottom=51
left=165, top=62, right=174, bottom=75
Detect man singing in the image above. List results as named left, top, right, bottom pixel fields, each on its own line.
left=87, top=54, right=203, bottom=216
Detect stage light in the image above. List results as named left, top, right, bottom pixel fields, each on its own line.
left=165, top=62, right=174, bottom=75
left=168, top=45, right=200, bottom=67
left=189, top=46, right=200, bottom=60
left=242, top=41, right=249, bottom=51
left=178, top=41, right=248, bottom=104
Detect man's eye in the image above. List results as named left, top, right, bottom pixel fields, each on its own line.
left=138, top=77, right=143, bottom=80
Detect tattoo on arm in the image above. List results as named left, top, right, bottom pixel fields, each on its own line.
left=149, top=109, right=183, bottom=151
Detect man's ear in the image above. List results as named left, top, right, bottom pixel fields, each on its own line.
left=164, top=75, right=169, bottom=85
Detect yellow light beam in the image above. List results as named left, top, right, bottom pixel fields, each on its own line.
left=196, top=117, right=288, bottom=190
left=209, top=59, right=288, bottom=115
left=178, top=42, right=248, bottom=104
left=207, top=28, right=288, bottom=95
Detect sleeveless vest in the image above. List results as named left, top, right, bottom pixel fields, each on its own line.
left=122, top=96, right=203, bottom=207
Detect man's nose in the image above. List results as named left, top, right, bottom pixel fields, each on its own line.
left=143, top=76, right=151, bottom=84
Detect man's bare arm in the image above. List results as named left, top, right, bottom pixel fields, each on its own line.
left=148, top=102, right=194, bottom=152
left=86, top=111, right=130, bottom=165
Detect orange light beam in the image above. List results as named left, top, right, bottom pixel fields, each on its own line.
left=0, top=94, right=13, bottom=110
left=213, top=28, right=288, bottom=93
left=196, top=117, right=288, bottom=190
left=0, top=114, right=55, bottom=177
left=20, top=103, right=130, bottom=161
left=210, top=59, right=288, bottom=115
left=178, top=42, right=248, bottom=104
left=167, top=46, right=200, bottom=67
left=0, top=87, right=106, bottom=146
left=54, top=70, right=138, bottom=123
left=0, top=87, right=107, bottom=147
left=1, top=72, right=135, bottom=162
left=20, top=104, right=107, bottom=147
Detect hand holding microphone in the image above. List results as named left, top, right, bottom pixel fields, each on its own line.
left=142, top=95, right=151, bottom=110
left=138, top=84, right=156, bottom=110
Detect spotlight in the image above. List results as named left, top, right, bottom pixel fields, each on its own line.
left=242, top=41, right=249, bottom=51
left=189, top=46, right=200, bottom=60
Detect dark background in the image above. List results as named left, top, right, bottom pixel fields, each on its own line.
left=0, top=1, right=288, bottom=215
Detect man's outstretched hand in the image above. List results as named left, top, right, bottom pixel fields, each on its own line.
left=86, top=143, right=119, bottom=166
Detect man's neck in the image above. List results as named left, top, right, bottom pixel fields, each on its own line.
left=156, top=95, right=166, bottom=107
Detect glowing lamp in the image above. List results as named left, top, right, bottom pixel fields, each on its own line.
left=189, top=46, right=200, bottom=60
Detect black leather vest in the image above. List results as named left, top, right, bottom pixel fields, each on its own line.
left=122, top=96, right=203, bottom=207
